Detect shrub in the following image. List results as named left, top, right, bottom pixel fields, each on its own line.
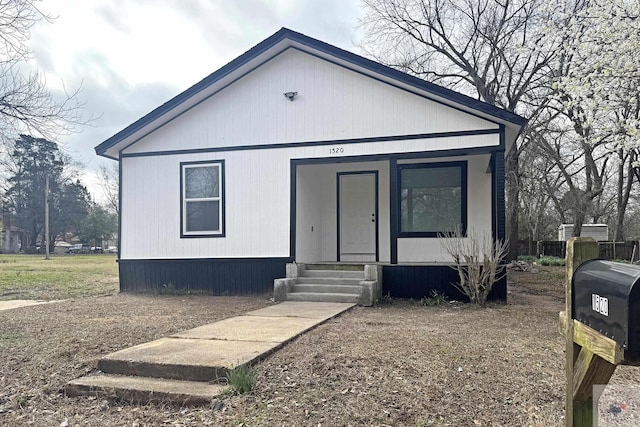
left=537, top=256, right=565, bottom=266
left=421, top=290, right=448, bottom=307
left=226, top=363, right=257, bottom=395
left=517, top=255, right=537, bottom=263
left=158, top=282, right=176, bottom=295
left=377, top=292, right=394, bottom=306
left=439, top=226, right=507, bottom=305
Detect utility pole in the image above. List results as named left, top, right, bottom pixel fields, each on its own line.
left=45, top=174, right=50, bottom=260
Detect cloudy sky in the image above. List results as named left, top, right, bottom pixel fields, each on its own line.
left=29, top=0, right=364, bottom=201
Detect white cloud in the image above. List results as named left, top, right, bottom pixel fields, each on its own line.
left=26, top=0, right=364, bottom=194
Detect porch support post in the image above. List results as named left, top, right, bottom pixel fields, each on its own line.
left=290, top=160, right=297, bottom=260
left=494, top=148, right=506, bottom=241
left=389, top=158, right=398, bottom=264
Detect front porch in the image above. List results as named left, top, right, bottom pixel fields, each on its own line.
left=293, top=153, right=497, bottom=264
left=287, top=152, right=506, bottom=303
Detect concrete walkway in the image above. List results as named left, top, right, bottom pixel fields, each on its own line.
left=0, top=300, right=58, bottom=312
left=66, top=301, right=355, bottom=404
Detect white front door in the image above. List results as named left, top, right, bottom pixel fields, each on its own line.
left=338, top=173, right=377, bottom=262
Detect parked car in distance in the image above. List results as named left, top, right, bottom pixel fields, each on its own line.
left=105, top=246, right=118, bottom=253
left=67, top=244, right=90, bottom=254
left=91, top=246, right=104, bottom=254
left=67, top=244, right=83, bottom=254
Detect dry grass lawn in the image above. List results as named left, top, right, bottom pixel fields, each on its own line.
left=0, top=254, right=118, bottom=300
left=1, top=259, right=639, bottom=426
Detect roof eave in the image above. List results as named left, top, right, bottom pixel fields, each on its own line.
left=94, top=28, right=294, bottom=157
left=95, top=27, right=527, bottom=158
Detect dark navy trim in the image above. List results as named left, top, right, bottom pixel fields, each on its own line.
left=118, top=257, right=292, bottom=295
left=119, top=256, right=293, bottom=262
left=490, top=153, right=496, bottom=239
left=389, top=159, right=398, bottom=264
left=291, top=146, right=496, bottom=165
left=118, top=156, right=122, bottom=259
left=382, top=265, right=506, bottom=301
left=375, top=172, right=380, bottom=262
left=396, top=161, right=468, bottom=238
left=290, top=160, right=297, bottom=259
left=336, top=171, right=379, bottom=262
left=96, top=27, right=525, bottom=157
left=179, top=160, right=226, bottom=238
left=119, top=128, right=501, bottom=159
left=496, top=126, right=507, bottom=241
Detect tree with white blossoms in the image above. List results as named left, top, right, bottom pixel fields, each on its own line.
left=361, top=0, right=640, bottom=243
left=541, top=0, right=640, bottom=239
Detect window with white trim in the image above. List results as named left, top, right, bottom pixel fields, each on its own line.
left=181, top=161, right=224, bottom=237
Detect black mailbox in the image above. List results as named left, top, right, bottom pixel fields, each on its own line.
left=572, top=259, right=640, bottom=355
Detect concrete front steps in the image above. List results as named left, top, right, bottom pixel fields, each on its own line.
left=66, top=374, right=225, bottom=405
left=65, top=302, right=355, bottom=405
left=274, top=263, right=383, bottom=306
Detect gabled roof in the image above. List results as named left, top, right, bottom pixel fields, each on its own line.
left=96, top=27, right=527, bottom=159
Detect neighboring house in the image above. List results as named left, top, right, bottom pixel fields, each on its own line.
left=95, top=28, right=526, bottom=300
left=1, top=214, right=21, bottom=253
left=558, top=224, right=609, bottom=242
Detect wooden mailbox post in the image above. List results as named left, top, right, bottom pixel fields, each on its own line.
left=561, top=237, right=640, bottom=426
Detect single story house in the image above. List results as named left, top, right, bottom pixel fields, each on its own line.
left=95, top=28, right=526, bottom=301
left=1, top=224, right=21, bottom=253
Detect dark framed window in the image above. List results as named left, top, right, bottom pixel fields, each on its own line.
left=398, top=161, right=467, bottom=237
left=180, top=160, right=225, bottom=237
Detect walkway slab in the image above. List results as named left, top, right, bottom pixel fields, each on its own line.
left=245, top=301, right=355, bottom=321
left=66, top=374, right=225, bottom=405
left=70, top=301, right=356, bottom=404
left=172, top=315, right=321, bottom=343
left=98, top=337, right=279, bottom=381
left=0, top=300, right=57, bottom=312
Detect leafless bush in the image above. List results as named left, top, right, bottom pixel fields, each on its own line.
left=439, top=227, right=508, bottom=305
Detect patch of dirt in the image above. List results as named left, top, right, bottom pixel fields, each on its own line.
left=2, top=272, right=639, bottom=426
left=508, top=265, right=567, bottom=301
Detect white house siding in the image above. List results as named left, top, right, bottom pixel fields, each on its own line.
left=296, top=161, right=391, bottom=263
left=121, top=138, right=497, bottom=260
left=122, top=48, right=498, bottom=156
left=121, top=151, right=291, bottom=260
left=397, top=155, right=493, bottom=263
left=121, top=152, right=491, bottom=263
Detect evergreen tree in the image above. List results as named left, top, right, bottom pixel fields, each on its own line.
left=2, top=134, right=91, bottom=250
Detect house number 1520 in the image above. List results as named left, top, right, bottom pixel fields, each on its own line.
left=329, top=147, right=344, bottom=155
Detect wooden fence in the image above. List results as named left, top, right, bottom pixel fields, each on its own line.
left=516, top=240, right=639, bottom=261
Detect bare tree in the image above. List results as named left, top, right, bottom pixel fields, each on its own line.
left=0, top=0, right=85, bottom=143
left=98, top=163, right=119, bottom=216
left=360, top=0, right=558, bottom=260
left=518, top=144, right=562, bottom=244
left=525, top=115, right=609, bottom=236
